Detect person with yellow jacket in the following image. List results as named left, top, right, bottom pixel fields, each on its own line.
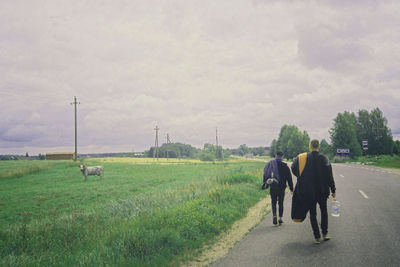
left=291, top=139, right=336, bottom=244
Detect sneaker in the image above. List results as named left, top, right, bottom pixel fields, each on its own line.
left=273, top=216, right=278, bottom=225
left=315, top=238, right=322, bottom=244
left=323, top=234, right=330, bottom=241
left=278, top=218, right=283, bottom=225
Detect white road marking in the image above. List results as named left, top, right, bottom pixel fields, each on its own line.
left=359, top=190, right=369, bottom=199
left=339, top=174, right=344, bottom=178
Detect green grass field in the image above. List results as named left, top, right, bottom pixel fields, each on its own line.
left=0, top=158, right=267, bottom=266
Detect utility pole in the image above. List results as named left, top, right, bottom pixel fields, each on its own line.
left=70, top=96, right=80, bottom=161
left=216, top=127, right=218, bottom=147
left=216, top=127, right=224, bottom=161
left=166, top=133, right=172, bottom=160
left=153, top=125, right=159, bottom=161
left=216, top=127, right=219, bottom=160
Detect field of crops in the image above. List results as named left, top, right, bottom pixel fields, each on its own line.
left=0, top=158, right=268, bottom=266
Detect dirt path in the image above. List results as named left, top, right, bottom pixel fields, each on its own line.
left=183, top=195, right=271, bottom=267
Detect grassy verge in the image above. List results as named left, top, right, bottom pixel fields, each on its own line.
left=0, top=161, right=57, bottom=179
left=0, top=159, right=267, bottom=266
left=349, top=155, right=400, bottom=169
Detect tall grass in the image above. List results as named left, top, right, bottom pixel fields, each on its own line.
left=0, top=162, right=51, bottom=179
left=0, top=159, right=267, bottom=266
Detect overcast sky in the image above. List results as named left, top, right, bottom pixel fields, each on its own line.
left=1, top=0, right=399, bottom=155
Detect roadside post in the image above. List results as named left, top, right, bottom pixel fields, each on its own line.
left=362, top=140, right=368, bottom=156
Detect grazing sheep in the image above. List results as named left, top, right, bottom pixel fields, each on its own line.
left=79, top=165, right=104, bottom=181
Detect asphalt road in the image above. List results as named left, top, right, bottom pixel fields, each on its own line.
left=212, top=164, right=400, bottom=267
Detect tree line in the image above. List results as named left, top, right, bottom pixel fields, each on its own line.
left=145, top=143, right=269, bottom=161
left=269, top=107, right=399, bottom=159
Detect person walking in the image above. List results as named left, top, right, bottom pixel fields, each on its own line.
left=291, top=139, right=336, bottom=243
left=263, top=151, right=294, bottom=226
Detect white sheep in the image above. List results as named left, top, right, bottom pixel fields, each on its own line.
left=79, top=165, right=104, bottom=181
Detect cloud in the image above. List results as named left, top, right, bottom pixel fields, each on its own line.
left=296, top=14, right=371, bottom=71
left=1, top=0, right=399, bottom=154
left=1, top=124, right=45, bottom=142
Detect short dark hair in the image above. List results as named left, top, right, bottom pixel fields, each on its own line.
left=276, top=151, right=283, bottom=157
left=310, top=139, right=320, bottom=151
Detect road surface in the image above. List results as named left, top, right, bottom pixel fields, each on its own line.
left=212, top=163, right=400, bottom=267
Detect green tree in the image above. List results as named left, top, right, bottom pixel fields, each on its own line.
left=198, top=150, right=216, bottom=161
left=276, top=125, right=309, bottom=159
left=393, top=140, right=400, bottom=155
left=199, top=143, right=217, bottom=161
left=319, top=139, right=333, bottom=158
left=329, top=111, right=362, bottom=158
left=146, top=143, right=199, bottom=158
left=237, top=144, right=249, bottom=156
left=223, top=148, right=232, bottom=159
left=356, top=109, right=372, bottom=147
left=215, top=146, right=227, bottom=161
left=269, top=139, right=277, bottom=157
left=357, top=108, right=393, bottom=155
left=369, top=108, right=393, bottom=154
left=254, top=146, right=266, bottom=156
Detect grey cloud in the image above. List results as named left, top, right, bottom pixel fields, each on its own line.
left=1, top=0, right=400, bottom=154
left=297, top=23, right=372, bottom=71
left=252, top=0, right=381, bottom=7
left=295, top=1, right=400, bottom=72
left=1, top=124, right=45, bottom=143
left=376, top=68, right=400, bottom=82
left=325, top=0, right=381, bottom=8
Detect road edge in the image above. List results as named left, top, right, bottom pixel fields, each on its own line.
left=183, top=194, right=271, bottom=267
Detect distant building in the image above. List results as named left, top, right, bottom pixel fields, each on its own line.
left=46, top=152, right=74, bottom=160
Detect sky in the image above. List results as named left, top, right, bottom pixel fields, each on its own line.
left=1, top=0, right=399, bottom=155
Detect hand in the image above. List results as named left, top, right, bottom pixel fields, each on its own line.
left=290, top=191, right=293, bottom=195
left=332, top=193, right=336, bottom=201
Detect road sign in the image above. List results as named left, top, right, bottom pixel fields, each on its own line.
left=362, top=140, right=368, bottom=150
left=336, top=148, right=350, bottom=156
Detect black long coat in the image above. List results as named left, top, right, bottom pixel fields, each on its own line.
left=290, top=151, right=336, bottom=222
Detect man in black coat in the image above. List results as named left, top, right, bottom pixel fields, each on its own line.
left=263, top=151, right=293, bottom=226
left=291, top=139, right=336, bottom=243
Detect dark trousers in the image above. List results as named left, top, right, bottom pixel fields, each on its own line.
left=270, top=188, right=285, bottom=217
left=309, top=197, right=328, bottom=238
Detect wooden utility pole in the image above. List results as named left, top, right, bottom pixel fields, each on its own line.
left=166, top=133, right=172, bottom=160
left=71, top=96, right=80, bottom=161
left=153, top=125, right=159, bottom=161
left=216, top=127, right=224, bottom=161
left=216, top=127, right=219, bottom=160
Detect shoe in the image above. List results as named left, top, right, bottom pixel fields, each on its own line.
left=323, top=234, right=330, bottom=241
left=315, top=238, right=322, bottom=244
left=278, top=218, right=283, bottom=225
left=273, top=216, right=278, bottom=225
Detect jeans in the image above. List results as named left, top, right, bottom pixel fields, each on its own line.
left=270, top=188, right=285, bottom=217
left=309, top=197, right=328, bottom=238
